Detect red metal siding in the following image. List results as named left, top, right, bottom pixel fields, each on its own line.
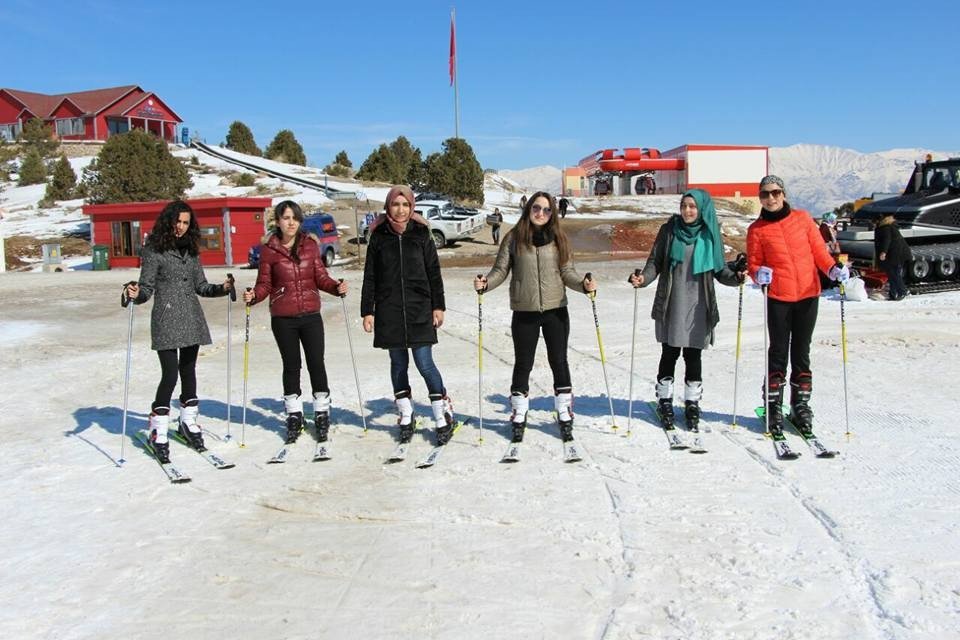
left=0, top=92, right=25, bottom=122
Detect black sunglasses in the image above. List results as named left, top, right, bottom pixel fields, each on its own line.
left=759, top=189, right=784, bottom=199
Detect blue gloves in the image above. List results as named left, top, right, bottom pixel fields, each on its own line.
left=829, top=264, right=850, bottom=282
left=756, top=266, right=773, bottom=286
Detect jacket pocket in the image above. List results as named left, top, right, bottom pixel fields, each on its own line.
left=270, top=286, right=287, bottom=304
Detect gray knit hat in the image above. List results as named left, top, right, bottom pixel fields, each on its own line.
left=759, top=175, right=785, bottom=190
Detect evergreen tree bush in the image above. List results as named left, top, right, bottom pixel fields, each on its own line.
left=82, top=129, right=192, bottom=203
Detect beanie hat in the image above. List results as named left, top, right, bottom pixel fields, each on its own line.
left=759, top=175, right=785, bottom=190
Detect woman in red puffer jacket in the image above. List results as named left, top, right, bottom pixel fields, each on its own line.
left=244, top=200, right=347, bottom=446
left=747, top=175, right=846, bottom=438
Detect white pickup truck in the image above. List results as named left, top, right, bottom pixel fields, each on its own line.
left=412, top=200, right=486, bottom=248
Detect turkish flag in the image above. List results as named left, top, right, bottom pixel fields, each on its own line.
left=449, top=14, right=456, bottom=86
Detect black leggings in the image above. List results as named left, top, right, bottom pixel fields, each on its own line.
left=767, top=296, right=818, bottom=380
left=271, top=313, right=329, bottom=396
left=511, top=307, right=572, bottom=395
left=657, top=344, right=702, bottom=382
left=153, top=344, right=199, bottom=410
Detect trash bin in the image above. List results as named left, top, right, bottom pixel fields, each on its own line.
left=92, top=245, right=110, bottom=271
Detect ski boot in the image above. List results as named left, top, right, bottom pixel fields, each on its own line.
left=313, top=391, right=331, bottom=443
left=655, top=377, right=675, bottom=428
left=395, top=393, right=415, bottom=444
left=149, top=407, right=171, bottom=464
left=764, top=372, right=786, bottom=437
left=509, top=391, right=529, bottom=443
left=430, top=393, right=455, bottom=446
left=790, top=372, right=814, bottom=437
left=283, top=393, right=304, bottom=444
left=684, top=380, right=702, bottom=432
left=555, top=389, right=574, bottom=442
left=177, top=398, right=206, bottom=451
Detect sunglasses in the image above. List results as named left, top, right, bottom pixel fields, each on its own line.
left=759, top=189, right=784, bottom=199
left=530, top=204, right=552, bottom=215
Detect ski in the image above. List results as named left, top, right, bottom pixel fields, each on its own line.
left=681, top=412, right=708, bottom=454
left=785, top=413, right=839, bottom=458
left=312, top=440, right=331, bottom=462
left=386, top=417, right=422, bottom=464
left=169, top=431, right=236, bottom=469
left=755, top=408, right=801, bottom=460
left=563, top=440, right=583, bottom=463
left=416, top=420, right=467, bottom=469
left=648, top=401, right=689, bottom=450
left=500, top=441, right=521, bottom=463
left=135, top=430, right=191, bottom=483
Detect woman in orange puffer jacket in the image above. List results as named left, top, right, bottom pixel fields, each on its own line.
left=746, top=175, right=847, bottom=437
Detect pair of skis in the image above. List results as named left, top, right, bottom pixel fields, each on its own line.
left=386, top=419, right=467, bottom=468
left=649, top=402, right=707, bottom=454
left=500, top=439, right=583, bottom=464
left=754, top=407, right=839, bottom=460
left=136, top=428, right=237, bottom=484
left=267, top=436, right=332, bottom=464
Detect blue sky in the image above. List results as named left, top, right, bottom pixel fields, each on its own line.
left=1, top=0, right=954, bottom=170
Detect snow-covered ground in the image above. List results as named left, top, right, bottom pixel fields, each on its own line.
left=0, top=263, right=958, bottom=639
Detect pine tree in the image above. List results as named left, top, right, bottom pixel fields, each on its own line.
left=18, top=148, right=47, bottom=186
left=225, top=121, right=261, bottom=156
left=355, top=144, right=396, bottom=183
left=423, top=137, right=484, bottom=204
left=19, top=118, right=59, bottom=158
left=82, top=129, right=192, bottom=204
left=44, top=154, right=77, bottom=200
left=334, top=150, right=352, bottom=168
left=264, top=129, right=307, bottom=166
left=389, top=136, right=425, bottom=189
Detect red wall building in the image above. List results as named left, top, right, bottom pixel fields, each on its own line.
left=0, top=85, right=182, bottom=143
left=83, top=198, right=272, bottom=269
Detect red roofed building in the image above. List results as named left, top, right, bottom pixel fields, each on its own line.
left=0, top=85, right=183, bottom=143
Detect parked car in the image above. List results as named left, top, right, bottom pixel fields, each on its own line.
left=414, top=191, right=452, bottom=202
left=248, top=212, right=340, bottom=268
left=414, top=199, right=487, bottom=248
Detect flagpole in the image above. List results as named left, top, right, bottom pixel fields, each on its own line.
left=451, top=8, right=460, bottom=139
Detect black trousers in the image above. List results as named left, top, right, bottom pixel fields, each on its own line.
left=271, top=313, right=329, bottom=397
left=657, top=344, right=702, bottom=382
left=511, top=307, right=572, bottom=395
left=767, top=296, right=818, bottom=380
left=884, top=262, right=908, bottom=299
left=153, top=344, right=199, bottom=410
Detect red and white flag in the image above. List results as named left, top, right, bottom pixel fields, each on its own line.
left=449, top=12, right=456, bottom=86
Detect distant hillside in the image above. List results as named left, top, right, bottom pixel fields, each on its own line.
left=496, top=166, right=561, bottom=194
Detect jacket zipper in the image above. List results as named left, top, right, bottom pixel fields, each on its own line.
left=270, top=286, right=286, bottom=303
left=158, top=302, right=171, bottom=324
left=398, top=234, right=409, bottom=345
left=536, top=246, right=544, bottom=312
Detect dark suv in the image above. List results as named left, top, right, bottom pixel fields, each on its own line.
left=248, top=212, right=340, bottom=268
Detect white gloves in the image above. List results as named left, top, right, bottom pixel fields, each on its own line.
left=756, top=266, right=773, bottom=285
left=829, top=264, right=850, bottom=282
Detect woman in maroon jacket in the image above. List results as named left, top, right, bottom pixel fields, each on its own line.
left=243, top=201, right=347, bottom=444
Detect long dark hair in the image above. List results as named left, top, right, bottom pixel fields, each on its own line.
left=272, top=200, right=304, bottom=261
left=510, top=191, right=572, bottom=265
left=146, top=200, right=200, bottom=254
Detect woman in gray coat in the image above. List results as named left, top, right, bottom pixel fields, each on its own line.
left=125, top=201, right=232, bottom=463
left=628, top=189, right=744, bottom=431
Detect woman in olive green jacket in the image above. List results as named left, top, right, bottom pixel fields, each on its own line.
left=474, top=191, right=595, bottom=444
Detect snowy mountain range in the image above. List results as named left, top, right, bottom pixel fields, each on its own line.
left=496, top=145, right=960, bottom=214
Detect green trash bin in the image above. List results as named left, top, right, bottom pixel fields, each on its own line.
left=92, top=245, right=110, bottom=271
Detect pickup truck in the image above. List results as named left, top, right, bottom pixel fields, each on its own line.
left=360, top=199, right=487, bottom=248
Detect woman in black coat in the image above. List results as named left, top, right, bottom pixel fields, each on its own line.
left=874, top=214, right=913, bottom=300
left=124, top=200, right=232, bottom=463
left=361, top=185, right=455, bottom=446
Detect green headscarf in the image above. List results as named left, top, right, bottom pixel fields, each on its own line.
left=668, top=189, right=726, bottom=275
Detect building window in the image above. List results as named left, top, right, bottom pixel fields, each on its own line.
left=199, top=226, right=222, bottom=251
left=0, top=123, right=20, bottom=141
left=55, top=118, right=85, bottom=136
left=110, top=221, right=142, bottom=257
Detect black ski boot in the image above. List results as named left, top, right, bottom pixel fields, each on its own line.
left=431, top=394, right=455, bottom=446
left=398, top=420, right=415, bottom=444
left=555, top=390, right=574, bottom=442
left=285, top=412, right=304, bottom=444
left=764, top=372, right=786, bottom=437
left=149, top=408, right=171, bottom=463
left=177, top=398, right=205, bottom=451
left=510, top=392, right=528, bottom=443
left=790, top=373, right=814, bottom=437
left=558, top=419, right=574, bottom=443
left=655, top=377, right=675, bottom=428
left=684, top=380, right=702, bottom=432
left=315, top=412, right=330, bottom=443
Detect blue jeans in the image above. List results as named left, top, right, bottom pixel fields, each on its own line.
left=389, top=346, right=445, bottom=398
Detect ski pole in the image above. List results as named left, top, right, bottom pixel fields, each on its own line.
left=225, top=273, right=235, bottom=442
left=731, top=253, right=747, bottom=429
left=477, top=275, right=484, bottom=445
left=627, top=268, right=641, bottom=437
left=839, top=280, right=852, bottom=441
left=762, top=284, right=770, bottom=437
left=119, top=281, right=137, bottom=466
left=339, top=279, right=367, bottom=435
left=240, top=288, right=251, bottom=448
left=586, top=273, right=618, bottom=431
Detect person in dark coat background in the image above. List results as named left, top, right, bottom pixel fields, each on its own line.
left=124, top=200, right=232, bottom=464
left=361, top=185, right=456, bottom=446
left=874, top=213, right=913, bottom=300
